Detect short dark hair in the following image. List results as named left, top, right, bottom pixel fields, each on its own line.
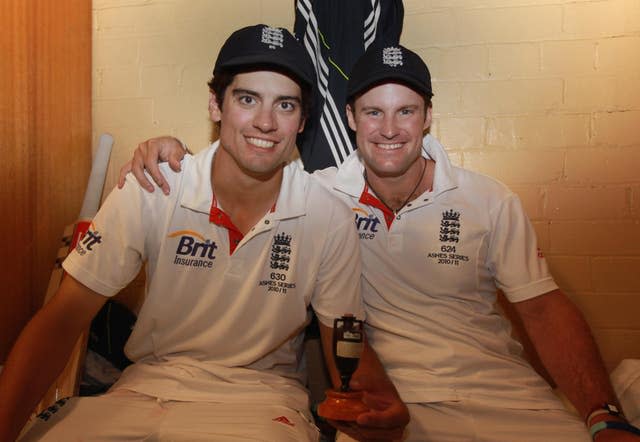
left=207, top=66, right=312, bottom=119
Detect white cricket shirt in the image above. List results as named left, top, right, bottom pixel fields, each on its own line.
left=63, top=142, right=365, bottom=411
left=314, top=134, right=563, bottom=410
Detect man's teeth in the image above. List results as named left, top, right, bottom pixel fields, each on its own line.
left=377, top=143, right=403, bottom=150
left=247, top=137, right=275, bottom=148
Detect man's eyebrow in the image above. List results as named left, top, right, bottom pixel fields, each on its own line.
left=231, top=88, right=259, bottom=97
left=277, top=95, right=302, bottom=104
left=360, top=104, right=420, bottom=111
left=359, top=105, right=382, bottom=112
left=231, top=88, right=301, bottom=103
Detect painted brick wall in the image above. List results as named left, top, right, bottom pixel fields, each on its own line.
left=401, top=0, right=640, bottom=371
left=93, top=0, right=640, bottom=371
left=92, top=0, right=295, bottom=188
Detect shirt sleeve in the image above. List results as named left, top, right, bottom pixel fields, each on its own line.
left=311, top=199, right=366, bottom=328
left=62, top=175, right=149, bottom=296
left=487, top=193, right=558, bottom=302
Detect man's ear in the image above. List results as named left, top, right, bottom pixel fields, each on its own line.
left=209, top=91, right=221, bottom=122
left=346, top=104, right=357, bottom=131
left=297, top=116, right=306, bottom=134
left=423, top=106, right=433, bottom=131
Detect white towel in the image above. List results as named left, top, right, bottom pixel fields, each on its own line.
left=611, top=359, right=640, bottom=426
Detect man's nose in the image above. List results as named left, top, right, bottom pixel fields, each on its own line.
left=254, top=107, right=276, bottom=131
left=380, top=115, right=398, bottom=138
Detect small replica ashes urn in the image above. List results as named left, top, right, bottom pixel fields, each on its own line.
left=317, top=314, right=369, bottom=421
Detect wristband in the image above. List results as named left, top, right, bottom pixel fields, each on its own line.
left=589, top=420, right=640, bottom=439
left=586, top=403, right=623, bottom=427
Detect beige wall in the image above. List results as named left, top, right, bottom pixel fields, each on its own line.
left=93, top=0, right=295, bottom=187
left=92, top=0, right=640, bottom=370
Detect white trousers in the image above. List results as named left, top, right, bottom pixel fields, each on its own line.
left=20, top=390, right=319, bottom=441
left=338, top=400, right=590, bottom=442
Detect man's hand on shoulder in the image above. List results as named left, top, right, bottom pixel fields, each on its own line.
left=117, top=136, right=187, bottom=195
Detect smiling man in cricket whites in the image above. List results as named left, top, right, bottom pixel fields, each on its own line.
left=318, top=43, right=638, bottom=442
left=123, top=42, right=640, bottom=442
left=0, top=25, right=408, bottom=441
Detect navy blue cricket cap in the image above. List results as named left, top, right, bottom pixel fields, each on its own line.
left=347, top=44, right=432, bottom=101
left=214, top=24, right=315, bottom=88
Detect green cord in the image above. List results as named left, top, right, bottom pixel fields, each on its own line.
left=318, top=30, right=349, bottom=80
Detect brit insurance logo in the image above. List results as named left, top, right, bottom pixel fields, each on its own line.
left=75, top=224, right=102, bottom=256
left=353, top=208, right=381, bottom=240
left=427, top=209, right=469, bottom=267
left=169, top=230, right=217, bottom=269
left=259, top=232, right=296, bottom=294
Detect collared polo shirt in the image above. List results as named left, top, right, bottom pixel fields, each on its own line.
left=313, top=134, right=562, bottom=410
left=63, top=141, right=364, bottom=410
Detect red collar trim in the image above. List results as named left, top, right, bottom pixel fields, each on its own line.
left=209, top=194, right=243, bottom=254
left=208, top=194, right=277, bottom=254
left=359, top=183, right=395, bottom=229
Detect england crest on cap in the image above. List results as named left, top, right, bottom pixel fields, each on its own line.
left=212, top=24, right=315, bottom=88
left=261, top=26, right=284, bottom=49
left=347, top=43, right=433, bottom=100
left=382, top=47, right=404, bottom=67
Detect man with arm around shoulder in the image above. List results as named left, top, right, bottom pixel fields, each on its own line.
left=124, top=42, right=640, bottom=442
